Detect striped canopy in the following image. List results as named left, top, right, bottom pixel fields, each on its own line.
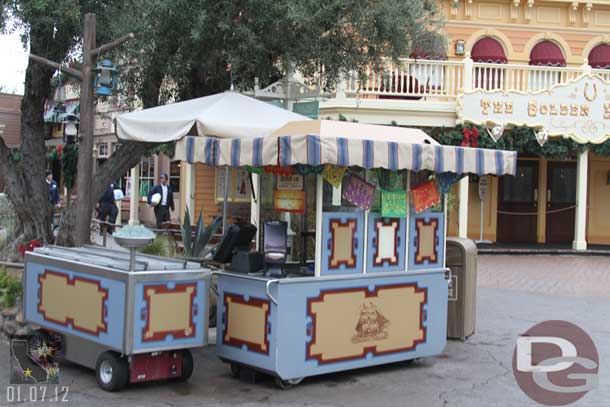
left=174, top=134, right=517, bottom=176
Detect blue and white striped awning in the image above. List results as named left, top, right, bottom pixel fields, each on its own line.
left=174, top=134, right=517, bottom=176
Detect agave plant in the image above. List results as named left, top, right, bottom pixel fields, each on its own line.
left=181, top=207, right=222, bottom=259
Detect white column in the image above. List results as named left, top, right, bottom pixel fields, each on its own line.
left=457, top=54, right=474, bottom=239
left=128, top=166, right=140, bottom=225
left=183, top=162, right=195, bottom=220
left=314, top=175, right=323, bottom=277
left=458, top=177, right=469, bottom=238
left=573, top=149, right=588, bottom=250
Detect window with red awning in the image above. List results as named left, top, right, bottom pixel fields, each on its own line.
left=529, top=41, right=566, bottom=66
left=471, top=38, right=507, bottom=63
left=588, top=44, right=610, bottom=69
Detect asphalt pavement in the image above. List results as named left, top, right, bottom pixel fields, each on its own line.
left=0, top=255, right=608, bottom=407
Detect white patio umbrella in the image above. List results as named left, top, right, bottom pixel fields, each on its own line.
left=115, top=91, right=309, bottom=142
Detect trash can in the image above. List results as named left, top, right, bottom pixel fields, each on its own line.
left=446, top=237, right=477, bottom=340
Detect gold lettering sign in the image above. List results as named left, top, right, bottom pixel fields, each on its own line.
left=458, top=75, right=610, bottom=144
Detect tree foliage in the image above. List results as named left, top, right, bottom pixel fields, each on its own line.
left=109, top=0, right=446, bottom=103
left=1, top=0, right=445, bottom=251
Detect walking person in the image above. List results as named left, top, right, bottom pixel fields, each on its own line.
left=147, top=173, right=174, bottom=229
left=46, top=170, right=60, bottom=228
left=97, top=183, right=121, bottom=234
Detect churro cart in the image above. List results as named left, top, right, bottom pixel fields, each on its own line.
left=175, top=119, right=517, bottom=388
left=23, top=228, right=211, bottom=391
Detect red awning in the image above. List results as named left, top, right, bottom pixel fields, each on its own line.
left=471, top=38, right=507, bottom=63
left=588, top=44, right=610, bottom=69
left=530, top=41, right=565, bottom=66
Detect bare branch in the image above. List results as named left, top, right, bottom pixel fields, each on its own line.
left=90, top=33, right=135, bottom=59
left=28, top=54, right=83, bottom=80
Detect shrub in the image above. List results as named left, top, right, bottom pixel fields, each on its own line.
left=139, top=236, right=170, bottom=257
left=0, top=268, right=22, bottom=308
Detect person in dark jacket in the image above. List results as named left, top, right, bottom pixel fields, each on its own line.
left=46, top=170, right=60, bottom=228
left=147, top=173, right=174, bottom=229
left=97, top=183, right=120, bottom=234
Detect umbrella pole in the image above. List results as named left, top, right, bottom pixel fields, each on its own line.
left=222, top=167, right=231, bottom=235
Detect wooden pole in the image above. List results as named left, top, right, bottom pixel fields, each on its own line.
left=74, top=13, right=96, bottom=246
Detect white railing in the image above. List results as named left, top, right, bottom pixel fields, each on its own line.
left=334, top=58, right=609, bottom=102
left=471, top=62, right=582, bottom=92
left=343, top=58, right=464, bottom=99
left=592, top=67, right=610, bottom=82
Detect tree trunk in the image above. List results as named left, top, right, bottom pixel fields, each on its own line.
left=0, top=23, right=74, bottom=259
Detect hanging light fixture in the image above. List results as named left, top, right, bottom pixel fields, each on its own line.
left=63, top=113, right=79, bottom=144
left=93, top=59, right=118, bottom=97
left=53, top=69, right=66, bottom=113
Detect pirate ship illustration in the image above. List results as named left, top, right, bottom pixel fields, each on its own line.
left=352, top=302, right=390, bottom=343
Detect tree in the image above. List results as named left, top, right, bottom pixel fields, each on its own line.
left=0, top=1, right=157, bottom=253
left=111, top=0, right=446, bottom=99
left=1, top=0, right=445, bottom=254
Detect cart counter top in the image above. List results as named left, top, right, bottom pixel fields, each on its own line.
left=29, top=245, right=203, bottom=273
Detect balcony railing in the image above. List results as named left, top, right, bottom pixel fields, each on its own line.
left=344, top=59, right=464, bottom=99
left=334, top=57, right=608, bottom=102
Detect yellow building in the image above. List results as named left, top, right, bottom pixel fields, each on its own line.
left=316, top=0, right=610, bottom=249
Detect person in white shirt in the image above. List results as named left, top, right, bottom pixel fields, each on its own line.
left=146, top=173, right=175, bottom=229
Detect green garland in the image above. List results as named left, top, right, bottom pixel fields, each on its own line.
left=426, top=125, right=610, bottom=160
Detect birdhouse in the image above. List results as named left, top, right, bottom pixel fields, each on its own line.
left=93, top=59, right=118, bottom=97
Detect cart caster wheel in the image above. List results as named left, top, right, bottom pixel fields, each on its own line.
left=275, top=377, right=303, bottom=390
left=230, top=363, right=241, bottom=378
left=178, top=349, right=193, bottom=381
left=95, top=351, right=129, bottom=391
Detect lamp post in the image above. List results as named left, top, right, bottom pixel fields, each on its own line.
left=29, top=13, right=134, bottom=245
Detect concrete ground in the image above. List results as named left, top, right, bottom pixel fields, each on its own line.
left=1, top=255, right=608, bottom=406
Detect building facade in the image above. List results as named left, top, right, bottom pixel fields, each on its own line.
left=43, top=83, right=180, bottom=226
left=316, top=0, right=610, bottom=248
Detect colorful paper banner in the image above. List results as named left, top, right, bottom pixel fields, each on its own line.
left=411, top=180, right=440, bottom=213
left=381, top=190, right=407, bottom=218
left=342, top=173, right=376, bottom=211
left=322, top=164, right=347, bottom=188
left=273, top=189, right=306, bottom=213
left=436, top=172, right=462, bottom=195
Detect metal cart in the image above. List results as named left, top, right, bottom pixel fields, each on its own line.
left=23, top=245, right=211, bottom=391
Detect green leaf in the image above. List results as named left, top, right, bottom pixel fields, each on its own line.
left=181, top=205, right=192, bottom=256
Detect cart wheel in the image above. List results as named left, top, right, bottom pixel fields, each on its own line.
left=230, top=362, right=241, bottom=378
left=275, top=377, right=303, bottom=390
left=95, top=351, right=129, bottom=391
left=179, top=349, right=194, bottom=381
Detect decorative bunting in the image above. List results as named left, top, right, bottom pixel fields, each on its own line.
left=322, top=164, right=347, bottom=188
left=342, top=173, right=376, bottom=211
left=295, top=164, right=324, bottom=176
left=381, top=190, right=407, bottom=218
left=436, top=172, right=462, bottom=195
left=411, top=180, right=440, bottom=213
left=264, top=165, right=293, bottom=176
left=246, top=166, right=263, bottom=174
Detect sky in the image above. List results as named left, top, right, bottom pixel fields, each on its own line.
left=0, top=28, right=28, bottom=95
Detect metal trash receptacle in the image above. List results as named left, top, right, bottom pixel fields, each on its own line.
left=446, top=237, right=477, bottom=340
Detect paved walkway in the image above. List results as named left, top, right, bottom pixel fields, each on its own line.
left=0, top=255, right=608, bottom=406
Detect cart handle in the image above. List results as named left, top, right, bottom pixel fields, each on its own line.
left=445, top=268, right=452, bottom=284
left=265, top=279, right=279, bottom=305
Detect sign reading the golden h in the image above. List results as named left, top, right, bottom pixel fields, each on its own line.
left=457, top=74, right=610, bottom=144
